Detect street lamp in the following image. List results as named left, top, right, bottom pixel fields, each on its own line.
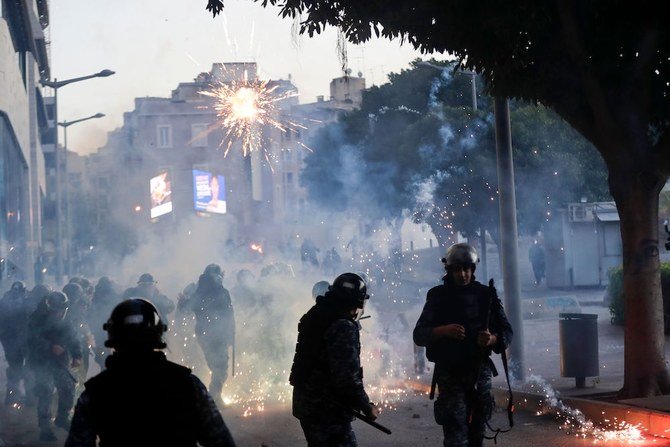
left=40, top=69, right=115, bottom=285
left=58, top=113, right=105, bottom=277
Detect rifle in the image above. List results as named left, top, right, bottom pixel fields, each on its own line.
left=468, top=279, right=514, bottom=442
left=467, top=279, right=495, bottom=424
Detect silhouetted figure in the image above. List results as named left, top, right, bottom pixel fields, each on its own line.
left=89, top=276, right=121, bottom=369
left=528, top=240, right=546, bottom=286
left=290, top=273, right=379, bottom=446
left=181, top=264, right=235, bottom=408
left=0, top=281, right=30, bottom=405
left=123, top=273, right=175, bottom=322
left=65, top=298, right=236, bottom=447
left=27, top=291, right=83, bottom=442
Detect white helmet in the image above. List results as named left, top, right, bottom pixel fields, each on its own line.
left=442, top=243, right=479, bottom=270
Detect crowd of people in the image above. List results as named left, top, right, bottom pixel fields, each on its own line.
left=0, top=242, right=513, bottom=447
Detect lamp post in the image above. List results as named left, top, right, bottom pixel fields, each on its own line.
left=58, top=113, right=105, bottom=276
left=40, top=70, right=115, bottom=285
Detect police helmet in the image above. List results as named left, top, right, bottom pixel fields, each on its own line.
left=311, top=280, right=330, bottom=300
left=204, top=263, right=223, bottom=277
left=103, top=298, right=167, bottom=350
left=62, top=282, right=84, bottom=301
left=330, top=272, right=369, bottom=309
left=45, top=291, right=69, bottom=313
left=137, top=273, right=157, bottom=285
left=30, top=284, right=52, bottom=300
left=442, top=243, right=479, bottom=271
left=10, top=281, right=26, bottom=293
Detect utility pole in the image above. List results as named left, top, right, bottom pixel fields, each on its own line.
left=40, top=69, right=114, bottom=285
left=494, top=97, right=524, bottom=381
left=467, top=72, right=488, bottom=282
left=59, top=113, right=105, bottom=276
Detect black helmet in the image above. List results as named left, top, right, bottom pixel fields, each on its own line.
left=330, top=273, right=369, bottom=309
left=103, top=298, right=167, bottom=350
left=311, top=280, right=330, bottom=300
left=45, top=291, right=69, bottom=312
left=10, top=281, right=26, bottom=293
left=204, top=263, right=223, bottom=277
left=62, top=282, right=84, bottom=301
left=442, top=243, right=479, bottom=271
left=137, top=273, right=156, bottom=284
left=30, top=284, right=52, bottom=300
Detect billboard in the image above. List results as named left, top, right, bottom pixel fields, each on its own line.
left=150, top=171, right=173, bottom=218
left=192, top=169, right=227, bottom=214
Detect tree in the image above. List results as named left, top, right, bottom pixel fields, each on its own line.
left=207, top=0, right=670, bottom=398
left=303, top=61, right=608, bottom=252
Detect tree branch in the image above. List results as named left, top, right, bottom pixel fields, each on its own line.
left=555, top=1, right=622, bottom=157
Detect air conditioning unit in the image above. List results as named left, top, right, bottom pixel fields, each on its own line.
left=569, top=204, right=594, bottom=222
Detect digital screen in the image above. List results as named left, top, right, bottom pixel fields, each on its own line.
left=150, top=171, right=173, bottom=218
left=192, top=169, right=227, bottom=214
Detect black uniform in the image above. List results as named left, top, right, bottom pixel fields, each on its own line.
left=65, top=351, right=236, bottom=447
left=26, top=306, right=83, bottom=435
left=191, top=274, right=235, bottom=400
left=290, top=292, right=373, bottom=447
left=0, top=286, right=30, bottom=404
left=88, top=278, right=121, bottom=369
left=413, top=276, right=513, bottom=447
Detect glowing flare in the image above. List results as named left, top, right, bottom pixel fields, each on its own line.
left=199, top=79, right=303, bottom=159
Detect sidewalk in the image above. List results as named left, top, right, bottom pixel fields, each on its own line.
left=489, top=284, right=670, bottom=439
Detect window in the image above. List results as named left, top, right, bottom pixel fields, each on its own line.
left=157, top=125, right=172, bottom=148
left=191, top=123, right=208, bottom=148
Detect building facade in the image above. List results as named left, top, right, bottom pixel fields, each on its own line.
left=80, top=64, right=365, bottom=273
left=0, top=0, right=50, bottom=286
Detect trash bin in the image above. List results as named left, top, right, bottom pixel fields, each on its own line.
left=558, top=313, right=599, bottom=388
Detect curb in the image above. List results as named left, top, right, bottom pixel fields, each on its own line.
left=492, top=387, right=670, bottom=439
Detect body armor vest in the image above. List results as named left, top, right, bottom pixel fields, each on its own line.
left=425, top=281, right=492, bottom=371
left=289, top=295, right=348, bottom=386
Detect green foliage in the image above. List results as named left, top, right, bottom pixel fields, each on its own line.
left=511, top=105, right=611, bottom=234
left=301, top=61, right=609, bottom=244
left=608, top=263, right=670, bottom=332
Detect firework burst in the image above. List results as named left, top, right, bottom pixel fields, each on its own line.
left=200, top=78, right=303, bottom=160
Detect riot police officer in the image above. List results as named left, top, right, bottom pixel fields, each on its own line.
left=64, top=298, right=237, bottom=447
left=0, top=281, right=30, bottom=405
left=311, top=280, right=330, bottom=301
left=182, top=264, right=235, bottom=408
left=290, top=272, right=380, bottom=446
left=27, top=291, right=83, bottom=442
left=413, top=243, right=513, bottom=447
left=122, top=273, right=175, bottom=321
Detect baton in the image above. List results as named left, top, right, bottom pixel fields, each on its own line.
left=325, top=396, right=392, bottom=435
left=350, top=408, right=392, bottom=434
left=59, top=363, right=78, bottom=384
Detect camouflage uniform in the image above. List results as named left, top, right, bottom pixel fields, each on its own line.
left=290, top=293, right=373, bottom=447
left=64, top=351, right=236, bottom=447
left=413, top=276, right=512, bottom=447
left=26, top=306, right=83, bottom=436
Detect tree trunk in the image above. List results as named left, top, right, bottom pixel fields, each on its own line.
left=609, top=166, right=670, bottom=398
